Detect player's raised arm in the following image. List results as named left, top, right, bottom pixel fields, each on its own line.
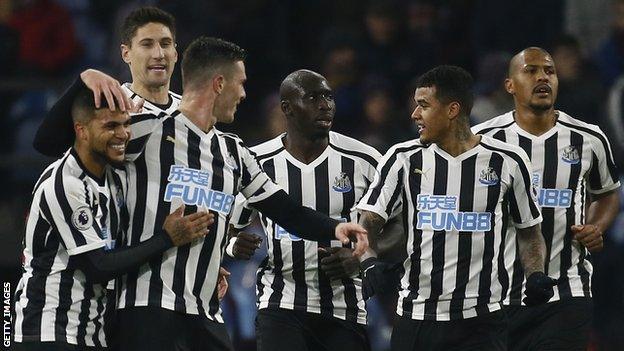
left=34, top=69, right=132, bottom=158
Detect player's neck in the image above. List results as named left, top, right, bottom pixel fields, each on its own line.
left=283, top=129, right=329, bottom=164
left=178, top=91, right=217, bottom=133
left=436, top=125, right=480, bottom=157
left=131, top=82, right=170, bottom=105
left=73, top=144, right=105, bottom=179
left=513, top=105, right=557, bottom=136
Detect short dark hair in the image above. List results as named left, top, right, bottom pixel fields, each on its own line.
left=120, top=7, right=176, bottom=45
left=181, top=36, right=247, bottom=89
left=71, top=87, right=110, bottom=124
left=416, top=65, right=474, bottom=117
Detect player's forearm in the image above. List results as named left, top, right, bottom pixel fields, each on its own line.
left=516, top=223, right=546, bottom=277
left=587, top=190, right=620, bottom=233
left=33, top=76, right=85, bottom=156
left=252, top=190, right=338, bottom=241
left=358, top=210, right=387, bottom=260
left=71, top=232, right=173, bottom=283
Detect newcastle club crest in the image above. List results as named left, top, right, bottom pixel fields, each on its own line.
left=479, top=167, right=499, bottom=186
left=332, top=172, right=352, bottom=193
left=561, top=145, right=580, bottom=165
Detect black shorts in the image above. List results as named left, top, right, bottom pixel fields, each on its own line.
left=11, top=341, right=103, bottom=351
left=116, top=306, right=233, bottom=351
left=256, top=308, right=370, bottom=351
left=390, top=310, right=508, bottom=351
left=504, top=297, right=592, bottom=351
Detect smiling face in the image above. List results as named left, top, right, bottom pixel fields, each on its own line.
left=283, top=74, right=336, bottom=138
left=505, top=48, right=558, bottom=112
left=82, top=109, right=131, bottom=166
left=411, top=86, right=452, bottom=145
left=121, top=22, right=178, bottom=90
left=213, top=60, right=247, bottom=124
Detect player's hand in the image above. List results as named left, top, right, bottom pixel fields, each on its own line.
left=163, top=204, right=214, bottom=246
left=217, top=267, right=230, bottom=300
left=571, top=224, right=603, bottom=253
left=523, top=272, right=557, bottom=306
left=80, top=69, right=133, bottom=111
left=335, top=223, right=368, bottom=257
left=318, top=247, right=359, bottom=280
left=360, top=257, right=401, bottom=299
left=129, top=98, right=145, bottom=114
left=232, top=232, right=262, bottom=260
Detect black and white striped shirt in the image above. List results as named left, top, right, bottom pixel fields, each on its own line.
left=122, top=83, right=181, bottom=116
left=230, top=132, right=381, bottom=324
left=472, top=111, right=620, bottom=305
left=14, top=149, right=125, bottom=347
left=357, top=136, right=542, bottom=321
left=117, top=110, right=281, bottom=322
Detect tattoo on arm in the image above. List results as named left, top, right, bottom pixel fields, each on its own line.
left=358, top=211, right=387, bottom=254
left=516, top=223, right=546, bottom=277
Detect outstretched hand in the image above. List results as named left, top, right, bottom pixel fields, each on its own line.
left=334, top=223, right=368, bottom=257
left=80, top=69, right=134, bottom=112
left=163, top=204, right=214, bottom=246
left=217, top=267, right=231, bottom=300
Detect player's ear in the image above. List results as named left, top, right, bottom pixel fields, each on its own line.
left=504, top=78, right=514, bottom=94
left=213, top=75, right=225, bottom=94
left=448, top=101, right=460, bottom=120
left=74, top=122, right=88, bottom=143
left=121, top=44, right=131, bottom=64
left=280, top=100, right=291, bottom=117
left=172, top=44, right=179, bottom=64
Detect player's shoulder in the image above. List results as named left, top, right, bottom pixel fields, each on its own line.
left=480, top=135, right=530, bottom=163
left=471, top=111, right=515, bottom=135
left=386, top=138, right=428, bottom=157
left=214, top=128, right=245, bottom=144
left=169, top=90, right=182, bottom=100
left=556, top=110, right=606, bottom=138
left=36, top=151, right=84, bottom=195
left=328, top=131, right=383, bottom=163
left=249, top=134, right=285, bottom=159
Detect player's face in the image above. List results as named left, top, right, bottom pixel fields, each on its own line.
left=121, top=22, right=178, bottom=90
left=86, top=110, right=131, bottom=166
left=506, top=50, right=558, bottom=112
left=411, top=86, right=450, bottom=144
left=214, top=61, right=247, bottom=124
left=289, top=77, right=335, bottom=137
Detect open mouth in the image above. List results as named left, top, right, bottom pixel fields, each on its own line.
left=148, top=64, right=167, bottom=73
left=533, top=84, right=552, bottom=96
left=316, top=119, right=332, bottom=127
left=110, top=143, right=126, bottom=153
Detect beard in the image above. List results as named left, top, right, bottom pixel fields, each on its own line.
left=93, top=148, right=124, bottom=168
left=529, top=100, right=553, bottom=111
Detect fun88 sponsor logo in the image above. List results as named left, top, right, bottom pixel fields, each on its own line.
left=416, top=194, right=491, bottom=232
left=532, top=173, right=572, bottom=208
left=164, top=165, right=235, bottom=215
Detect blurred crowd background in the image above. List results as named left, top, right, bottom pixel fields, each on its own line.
left=2, top=0, right=624, bottom=350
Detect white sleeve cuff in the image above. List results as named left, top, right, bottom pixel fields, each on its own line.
left=225, top=237, right=237, bottom=258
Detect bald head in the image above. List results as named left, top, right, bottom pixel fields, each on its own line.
left=505, top=46, right=558, bottom=112
left=508, top=47, right=553, bottom=76
left=278, top=69, right=335, bottom=137
left=279, top=69, right=327, bottom=101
